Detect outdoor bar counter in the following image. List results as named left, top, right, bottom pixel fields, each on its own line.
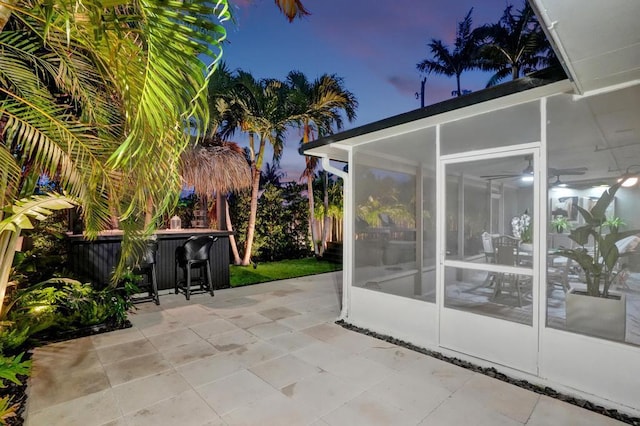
left=67, top=229, right=232, bottom=291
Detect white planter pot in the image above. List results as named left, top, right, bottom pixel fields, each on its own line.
left=520, top=243, right=533, bottom=252
left=565, top=289, right=626, bottom=341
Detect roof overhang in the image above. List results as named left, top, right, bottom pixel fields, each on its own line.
left=530, top=0, right=640, bottom=96
left=302, top=71, right=570, bottom=162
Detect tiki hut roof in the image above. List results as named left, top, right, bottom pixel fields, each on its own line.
left=179, top=142, right=251, bottom=196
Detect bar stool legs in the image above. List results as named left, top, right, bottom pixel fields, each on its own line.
left=175, top=235, right=217, bottom=300
left=175, top=260, right=214, bottom=300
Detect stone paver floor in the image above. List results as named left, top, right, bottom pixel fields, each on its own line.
left=25, top=272, right=625, bottom=425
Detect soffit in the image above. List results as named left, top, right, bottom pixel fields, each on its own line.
left=531, top=0, right=640, bottom=94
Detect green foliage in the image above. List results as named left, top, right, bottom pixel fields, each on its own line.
left=0, top=278, right=133, bottom=352
left=0, top=395, right=19, bottom=424
left=355, top=170, right=416, bottom=229
left=231, top=184, right=311, bottom=262
left=550, top=216, right=570, bottom=233
left=168, top=193, right=198, bottom=229
left=603, top=216, right=625, bottom=232
left=229, top=190, right=251, bottom=253
left=0, top=353, right=31, bottom=387
left=11, top=214, right=74, bottom=287
left=0, top=326, right=31, bottom=354
left=559, top=181, right=640, bottom=297
left=1, top=0, right=232, bottom=292
left=231, top=257, right=340, bottom=287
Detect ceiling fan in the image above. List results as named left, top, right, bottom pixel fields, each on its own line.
left=480, top=156, right=534, bottom=180
left=480, top=156, right=587, bottom=181
left=549, top=166, right=588, bottom=186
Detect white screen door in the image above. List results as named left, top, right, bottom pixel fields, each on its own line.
left=438, top=147, right=540, bottom=374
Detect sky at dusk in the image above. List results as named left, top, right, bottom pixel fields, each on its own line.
left=220, top=0, right=513, bottom=180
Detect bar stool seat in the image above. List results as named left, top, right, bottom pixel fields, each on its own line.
left=175, top=235, right=217, bottom=300
left=120, top=240, right=160, bottom=305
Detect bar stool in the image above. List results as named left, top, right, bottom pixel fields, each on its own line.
left=120, top=240, right=160, bottom=305
left=175, top=235, right=217, bottom=300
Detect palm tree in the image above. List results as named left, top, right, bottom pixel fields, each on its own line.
left=475, top=2, right=553, bottom=87
left=261, top=162, right=286, bottom=187
left=417, top=8, right=482, bottom=97
left=313, top=173, right=344, bottom=243
left=210, top=70, right=292, bottom=265
left=274, top=0, right=311, bottom=22
left=286, top=71, right=357, bottom=255
left=1, top=0, right=231, bottom=307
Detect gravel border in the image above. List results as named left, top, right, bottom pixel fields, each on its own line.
left=336, top=319, right=640, bottom=425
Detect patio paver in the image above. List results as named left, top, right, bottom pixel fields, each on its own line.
left=25, top=271, right=627, bottom=425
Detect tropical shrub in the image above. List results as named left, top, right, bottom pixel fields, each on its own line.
left=11, top=215, right=72, bottom=288
left=255, top=183, right=310, bottom=261
left=0, top=352, right=31, bottom=425
left=0, top=278, right=134, bottom=352
left=0, top=353, right=30, bottom=387
left=230, top=183, right=310, bottom=262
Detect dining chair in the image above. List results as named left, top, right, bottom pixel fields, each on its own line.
left=492, top=235, right=526, bottom=306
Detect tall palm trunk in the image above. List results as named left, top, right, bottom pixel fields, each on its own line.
left=242, top=137, right=265, bottom=266
left=225, top=199, right=242, bottom=265
left=320, top=170, right=330, bottom=254
left=303, top=123, right=320, bottom=256
left=511, top=64, right=520, bottom=80
left=306, top=169, right=319, bottom=255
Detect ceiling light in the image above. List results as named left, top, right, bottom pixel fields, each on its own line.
left=618, top=165, right=640, bottom=187
left=521, top=175, right=534, bottom=182
left=550, top=176, right=568, bottom=188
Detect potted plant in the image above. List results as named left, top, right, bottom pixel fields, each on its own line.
left=511, top=210, right=533, bottom=251
left=558, top=180, right=639, bottom=340
left=550, top=216, right=570, bottom=233
left=603, top=216, right=625, bottom=234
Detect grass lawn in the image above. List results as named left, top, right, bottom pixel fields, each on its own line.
left=230, top=257, right=341, bottom=287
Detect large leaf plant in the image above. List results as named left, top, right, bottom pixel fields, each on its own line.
left=0, top=0, right=231, bottom=311
left=559, top=179, right=640, bottom=297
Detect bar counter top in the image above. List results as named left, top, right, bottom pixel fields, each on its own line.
left=66, top=228, right=234, bottom=240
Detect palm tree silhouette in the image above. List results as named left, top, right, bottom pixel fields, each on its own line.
left=417, top=9, right=482, bottom=97
left=475, top=2, right=554, bottom=87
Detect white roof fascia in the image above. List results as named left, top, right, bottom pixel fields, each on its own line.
left=304, top=79, right=572, bottom=161
left=572, top=79, right=640, bottom=101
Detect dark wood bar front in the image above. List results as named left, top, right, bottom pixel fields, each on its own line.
left=67, top=229, right=232, bottom=291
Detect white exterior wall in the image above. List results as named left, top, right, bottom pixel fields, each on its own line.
left=341, top=83, right=640, bottom=416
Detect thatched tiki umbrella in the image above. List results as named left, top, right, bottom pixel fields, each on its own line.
left=180, top=142, right=251, bottom=228
left=179, top=141, right=251, bottom=264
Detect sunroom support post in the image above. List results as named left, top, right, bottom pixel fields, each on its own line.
left=415, top=164, right=424, bottom=295
left=321, top=155, right=350, bottom=320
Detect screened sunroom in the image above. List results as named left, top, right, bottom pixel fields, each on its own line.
left=302, top=27, right=640, bottom=415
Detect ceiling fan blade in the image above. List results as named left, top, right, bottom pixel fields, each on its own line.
left=480, top=174, right=519, bottom=179
left=549, top=167, right=587, bottom=176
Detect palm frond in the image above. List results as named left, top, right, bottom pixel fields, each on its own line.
left=0, top=193, right=76, bottom=233
left=0, top=146, right=21, bottom=209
